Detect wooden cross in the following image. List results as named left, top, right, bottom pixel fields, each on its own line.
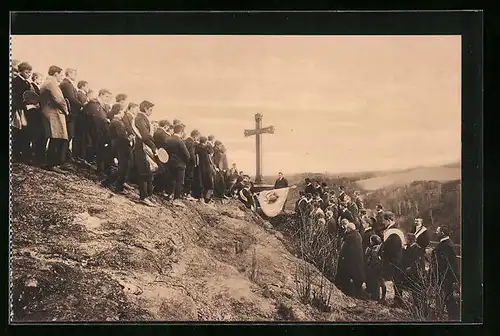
left=244, top=113, right=275, bottom=184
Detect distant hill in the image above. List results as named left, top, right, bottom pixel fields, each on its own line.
left=355, top=166, right=461, bottom=191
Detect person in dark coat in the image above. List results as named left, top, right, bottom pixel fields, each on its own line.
left=365, top=234, right=386, bottom=301
left=354, top=190, right=365, bottom=210
left=345, top=197, right=361, bottom=231
left=108, top=93, right=128, bottom=120
left=274, top=172, right=289, bottom=189
left=101, top=110, right=132, bottom=193
left=238, top=181, right=255, bottom=210
left=430, top=226, right=460, bottom=320
left=312, top=180, right=323, bottom=197
left=72, top=80, right=90, bottom=162
left=164, top=124, right=190, bottom=205
left=380, top=211, right=406, bottom=307
left=335, top=222, right=366, bottom=298
left=152, top=119, right=172, bottom=195
left=84, top=89, right=113, bottom=175
left=338, top=185, right=348, bottom=202
left=25, top=71, right=46, bottom=165
left=183, top=129, right=200, bottom=199
left=321, top=183, right=330, bottom=211
left=410, top=217, right=431, bottom=250
left=325, top=210, right=339, bottom=240
left=304, top=178, right=315, bottom=195
left=132, top=100, right=159, bottom=207
left=11, top=61, right=33, bottom=162
left=374, top=204, right=386, bottom=237
left=402, top=233, right=427, bottom=315
left=195, top=136, right=215, bottom=202
left=39, top=65, right=70, bottom=173
left=338, top=203, right=356, bottom=225
left=361, top=217, right=376, bottom=256
left=59, top=68, right=84, bottom=162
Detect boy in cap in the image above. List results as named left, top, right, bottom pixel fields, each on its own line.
left=365, top=234, right=386, bottom=301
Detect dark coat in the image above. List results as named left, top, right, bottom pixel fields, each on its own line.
left=196, top=143, right=214, bottom=190
left=133, top=112, right=157, bottom=177
left=313, top=185, right=323, bottom=197
left=375, top=211, right=386, bottom=235
left=164, top=134, right=190, bottom=169
left=338, top=207, right=356, bottom=224
left=336, top=230, right=366, bottom=285
left=430, top=238, right=459, bottom=288
left=347, top=202, right=361, bottom=229
left=184, top=137, right=196, bottom=165
left=274, top=177, right=289, bottom=189
left=361, top=227, right=375, bottom=254
left=354, top=195, right=364, bottom=210
left=381, top=225, right=404, bottom=281
left=12, top=75, right=33, bottom=111
left=59, top=78, right=83, bottom=119
left=77, top=90, right=88, bottom=106
left=304, top=183, right=315, bottom=195
left=213, top=146, right=229, bottom=171
left=153, top=127, right=170, bottom=149
left=108, top=117, right=130, bottom=150
left=411, top=225, right=431, bottom=249
left=402, top=243, right=425, bottom=287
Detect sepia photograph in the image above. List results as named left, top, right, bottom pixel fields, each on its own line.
left=9, top=12, right=478, bottom=324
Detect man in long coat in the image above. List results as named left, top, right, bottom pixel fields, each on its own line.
left=196, top=136, right=215, bottom=202
left=380, top=211, right=405, bottom=307
left=335, top=222, right=366, bottom=298
left=84, top=89, right=113, bottom=175
left=133, top=100, right=159, bottom=206
left=183, top=129, right=200, bottom=200
left=152, top=119, right=172, bottom=195
left=27, top=72, right=46, bottom=165
left=39, top=65, right=69, bottom=173
left=11, top=61, right=33, bottom=162
left=164, top=124, right=191, bottom=205
left=74, top=80, right=90, bottom=162
left=59, top=68, right=83, bottom=161
left=430, top=226, right=460, bottom=320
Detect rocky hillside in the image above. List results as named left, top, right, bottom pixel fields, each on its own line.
left=10, top=163, right=408, bottom=322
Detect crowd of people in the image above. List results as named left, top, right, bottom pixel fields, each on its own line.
left=11, top=60, right=256, bottom=208
left=11, top=59, right=460, bottom=320
left=294, top=178, right=460, bottom=320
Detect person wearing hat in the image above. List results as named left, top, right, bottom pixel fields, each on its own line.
left=163, top=124, right=190, bottom=206
left=380, top=211, right=405, bottom=307
left=374, top=204, right=386, bottom=237
left=338, top=185, right=347, bottom=202
left=335, top=222, right=366, bottom=298
left=345, top=196, right=361, bottom=231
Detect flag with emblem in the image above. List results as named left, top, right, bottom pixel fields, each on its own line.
left=256, top=187, right=291, bottom=218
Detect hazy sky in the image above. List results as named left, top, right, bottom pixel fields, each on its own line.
left=11, top=35, right=461, bottom=176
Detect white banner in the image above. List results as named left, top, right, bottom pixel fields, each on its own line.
left=257, top=187, right=290, bottom=218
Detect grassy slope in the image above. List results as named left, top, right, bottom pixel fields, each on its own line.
left=10, top=163, right=406, bottom=322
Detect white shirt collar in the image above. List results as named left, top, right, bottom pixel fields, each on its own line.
left=440, top=236, right=450, bottom=243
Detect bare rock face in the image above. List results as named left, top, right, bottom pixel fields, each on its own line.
left=158, top=289, right=198, bottom=321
